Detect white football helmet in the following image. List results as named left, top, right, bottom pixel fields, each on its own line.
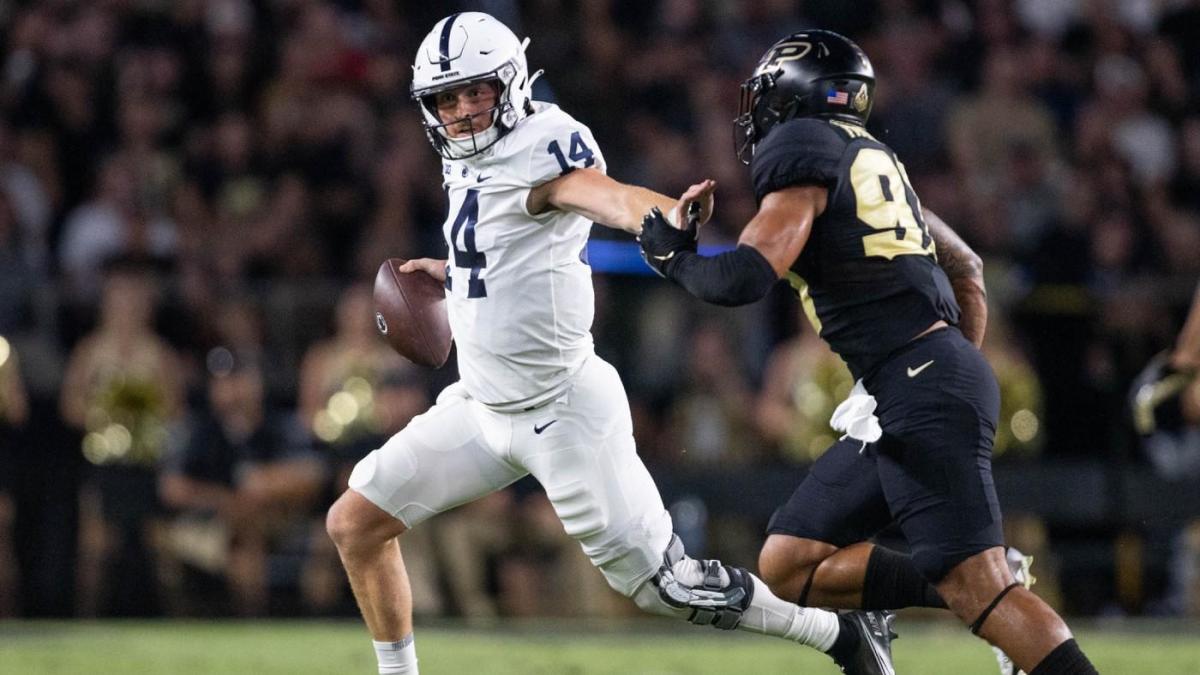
left=411, top=12, right=541, bottom=160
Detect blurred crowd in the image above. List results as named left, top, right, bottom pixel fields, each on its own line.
left=1, top=0, right=1199, bottom=621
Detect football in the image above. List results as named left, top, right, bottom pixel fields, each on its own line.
left=373, top=258, right=453, bottom=368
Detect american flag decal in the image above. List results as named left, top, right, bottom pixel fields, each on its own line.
left=826, top=89, right=849, bottom=105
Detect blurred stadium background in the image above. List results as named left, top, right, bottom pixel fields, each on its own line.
left=1, top=0, right=1200, bottom=671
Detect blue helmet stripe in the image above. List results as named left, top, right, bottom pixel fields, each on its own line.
left=439, top=13, right=461, bottom=72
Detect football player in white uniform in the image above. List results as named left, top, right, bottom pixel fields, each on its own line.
left=325, top=13, right=894, bottom=675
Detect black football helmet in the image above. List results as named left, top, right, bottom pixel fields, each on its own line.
left=734, top=30, right=875, bottom=164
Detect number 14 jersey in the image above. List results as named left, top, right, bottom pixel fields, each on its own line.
left=439, top=102, right=606, bottom=411
left=751, top=118, right=961, bottom=379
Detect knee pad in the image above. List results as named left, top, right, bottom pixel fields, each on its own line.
left=633, top=534, right=756, bottom=630
left=912, top=546, right=979, bottom=583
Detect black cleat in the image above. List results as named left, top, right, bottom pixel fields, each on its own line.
left=834, top=610, right=897, bottom=675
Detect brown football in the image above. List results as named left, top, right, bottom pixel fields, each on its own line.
left=373, top=258, right=452, bottom=368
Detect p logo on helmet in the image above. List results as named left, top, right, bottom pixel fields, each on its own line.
left=758, top=41, right=812, bottom=71
left=756, top=38, right=831, bottom=73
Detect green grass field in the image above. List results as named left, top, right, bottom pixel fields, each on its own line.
left=2, top=618, right=1198, bottom=674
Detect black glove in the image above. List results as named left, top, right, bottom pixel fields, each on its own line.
left=638, top=203, right=700, bottom=278
left=1130, top=352, right=1198, bottom=435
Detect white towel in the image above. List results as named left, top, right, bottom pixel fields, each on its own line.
left=830, top=380, right=882, bottom=452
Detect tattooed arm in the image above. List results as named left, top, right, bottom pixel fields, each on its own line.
left=924, top=209, right=987, bottom=347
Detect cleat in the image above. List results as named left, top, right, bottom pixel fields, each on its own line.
left=1007, top=546, right=1036, bottom=590
left=834, top=610, right=897, bottom=675
left=992, top=547, right=1036, bottom=675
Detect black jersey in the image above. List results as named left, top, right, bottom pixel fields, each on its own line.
left=751, top=118, right=960, bottom=378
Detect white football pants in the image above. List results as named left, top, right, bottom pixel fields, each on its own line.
left=349, top=355, right=674, bottom=595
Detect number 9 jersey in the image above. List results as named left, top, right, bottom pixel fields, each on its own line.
left=751, top=118, right=961, bottom=379
left=439, top=102, right=606, bottom=410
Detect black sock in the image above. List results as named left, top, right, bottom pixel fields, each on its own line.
left=861, top=546, right=947, bottom=609
left=1028, top=639, right=1099, bottom=675
left=826, top=614, right=860, bottom=661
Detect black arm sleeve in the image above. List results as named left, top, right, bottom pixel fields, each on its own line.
left=663, top=245, right=779, bottom=307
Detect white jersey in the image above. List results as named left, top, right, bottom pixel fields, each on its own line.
left=440, top=102, right=606, bottom=410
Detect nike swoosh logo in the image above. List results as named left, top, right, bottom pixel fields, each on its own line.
left=907, top=360, right=934, bottom=378
left=533, top=420, right=558, bottom=434
left=477, top=174, right=493, bottom=182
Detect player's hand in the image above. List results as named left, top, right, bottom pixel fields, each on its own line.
left=638, top=206, right=698, bottom=277
left=398, top=258, right=447, bottom=283
left=671, top=179, right=716, bottom=229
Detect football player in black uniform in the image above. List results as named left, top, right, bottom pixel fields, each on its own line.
left=639, top=31, right=1098, bottom=675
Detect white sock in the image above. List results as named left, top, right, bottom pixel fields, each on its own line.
left=738, top=575, right=841, bottom=652
left=373, top=635, right=418, bottom=675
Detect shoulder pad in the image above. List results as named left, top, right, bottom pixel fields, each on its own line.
left=751, top=118, right=847, bottom=203
left=498, top=104, right=606, bottom=187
